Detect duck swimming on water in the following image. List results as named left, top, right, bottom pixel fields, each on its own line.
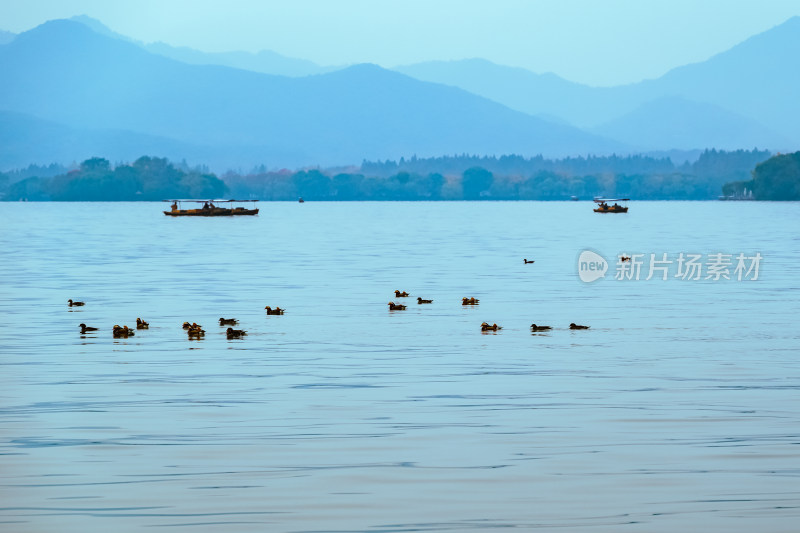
left=187, top=324, right=205, bottom=338
left=136, top=318, right=149, bottom=329
left=481, top=322, right=502, bottom=331
left=265, top=306, right=285, bottom=315
left=417, top=297, right=433, bottom=304
left=395, top=290, right=409, bottom=298
left=79, top=323, right=98, bottom=334
left=219, top=318, right=238, bottom=325
left=112, top=325, right=135, bottom=338
left=388, top=301, right=407, bottom=310
left=530, top=324, right=552, bottom=331
left=226, top=327, right=247, bottom=339
left=569, top=323, right=590, bottom=330
left=68, top=299, right=85, bottom=307
left=462, top=297, right=479, bottom=305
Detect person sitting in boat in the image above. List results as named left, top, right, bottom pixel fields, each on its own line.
left=613, top=203, right=619, bottom=209
left=171, top=202, right=178, bottom=211
left=202, top=202, right=210, bottom=210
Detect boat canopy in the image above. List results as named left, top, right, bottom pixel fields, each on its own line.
left=164, top=199, right=258, bottom=203
left=593, top=198, right=629, bottom=203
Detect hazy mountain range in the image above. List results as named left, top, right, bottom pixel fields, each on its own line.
left=68, top=15, right=338, bottom=78
left=0, top=16, right=796, bottom=170
left=395, top=16, right=800, bottom=150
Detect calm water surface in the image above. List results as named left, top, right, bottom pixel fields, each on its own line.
left=1, top=201, right=799, bottom=532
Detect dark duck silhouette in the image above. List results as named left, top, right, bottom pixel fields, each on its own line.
left=569, top=323, right=590, bottom=330
left=79, top=323, right=98, bottom=334
left=394, top=290, right=409, bottom=297
left=68, top=299, right=85, bottom=307
left=265, top=306, right=285, bottom=315
left=112, top=325, right=135, bottom=338
left=219, top=318, right=238, bottom=325
left=187, top=324, right=205, bottom=338
left=417, top=297, right=433, bottom=304
left=462, top=297, right=479, bottom=305
left=530, top=324, right=552, bottom=331
left=226, top=327, right=247, bottom=339
left=524, top=259, right=535, bottom=264
left=388, top=301, right=407, bottom=310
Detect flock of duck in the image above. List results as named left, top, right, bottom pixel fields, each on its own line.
left=77, top=318, right=150, bottom=337
left=72, top=300, right=285, bottom=340
left=386, top=290, right=589, bottom=333
left=72, top=287, right=590, bottom=339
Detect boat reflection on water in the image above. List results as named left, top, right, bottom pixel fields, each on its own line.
left=164, top=199, right=259, bottom=216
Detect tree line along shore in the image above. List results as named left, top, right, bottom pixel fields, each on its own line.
left=1, top=149, right=798, bottom=201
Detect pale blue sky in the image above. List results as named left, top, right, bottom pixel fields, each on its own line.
left=1, top=0, right=798, bottom=86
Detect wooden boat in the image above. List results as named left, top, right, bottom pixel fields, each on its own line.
left=593, top=198, right=629, bottom=213
left=164, top=199, right=259, bottom=216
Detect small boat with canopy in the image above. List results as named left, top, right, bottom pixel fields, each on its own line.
left=593, top=198, right=629, bottom=213
left=164, top=199, right=259, bottom=217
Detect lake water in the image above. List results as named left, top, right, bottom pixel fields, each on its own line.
left=1, top=201, right=799, bottom=532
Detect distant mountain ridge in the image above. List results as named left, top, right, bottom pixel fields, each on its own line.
left=0, top=110, right=213, bottom=170
left=635, top=16, right=800, bottom=143
left=1, top=15, right=796, bottom=171
left=0, top=19, right=621, bottom=170
left=591, top=96, right=792, bottom=151
left=142, top=42, right=338, bottom=78
left=66, top=15, right=336, bottom=77
left=394, top=58, right=598, bottom=124
left=394, top=18, right=800, bottom=150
